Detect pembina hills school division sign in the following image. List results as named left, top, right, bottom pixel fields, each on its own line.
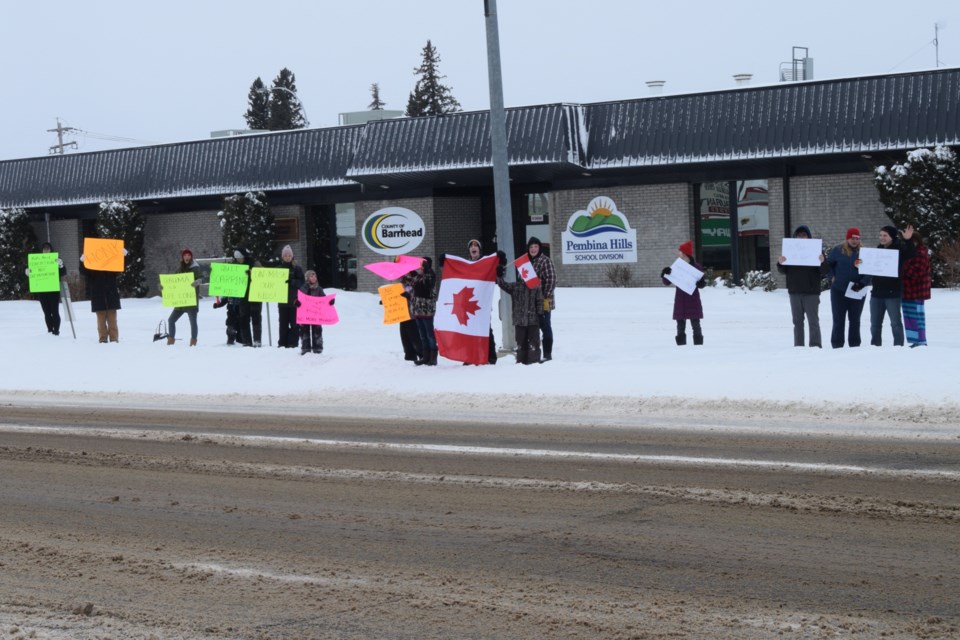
left=362, top=207, right=425, bottom=256
left=561, top=196, right=637, bottom=264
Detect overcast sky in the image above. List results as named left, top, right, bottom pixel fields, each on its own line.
left=1, top=0, right=957, bottom=161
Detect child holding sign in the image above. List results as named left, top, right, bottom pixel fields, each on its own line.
left=297, top=270, right=332, bottom=355
left=660, top=241, right=706, bottom=346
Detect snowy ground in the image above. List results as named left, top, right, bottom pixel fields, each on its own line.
left=2, top=285, right=958, bottom=439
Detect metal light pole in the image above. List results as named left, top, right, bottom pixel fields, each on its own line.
left=483, top=0, right=516, bottom=350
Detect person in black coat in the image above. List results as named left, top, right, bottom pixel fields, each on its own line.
left=277, top=244, right=305, bottom=348
left=869, top=224, right=915, bottom=347
left=79, top=246, right=128, bottom=343
left=776, top=225, right=828, bottom=348
left=25, top=242, right=65, bottom=335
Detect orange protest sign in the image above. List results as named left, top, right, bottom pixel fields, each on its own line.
left=83, top=238, right=125, bottom=272
left=378, top=283, right=411, bottom=325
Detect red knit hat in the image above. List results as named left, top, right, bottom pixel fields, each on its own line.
left=181, top=248, right=193, bottom=257
left=845, top=228, right=860, bottom=240
left=678, top=241, right=694, bottom=257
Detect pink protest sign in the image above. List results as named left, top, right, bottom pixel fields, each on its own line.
left=363, top=255, right=423, bottom=280
left=296, top=291, right=339, bottom=325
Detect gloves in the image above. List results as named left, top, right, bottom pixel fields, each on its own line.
left=191, top=280, right=201, bottom=287
left=56, top=258, right=63, bottom=268
left=295, top=300, right=302, bottom=307
left=696, top=277, right=706, bottom=289
left=438, top=255, right=445, bottom=268
left=122, top=248, right=129, bottom=256
left=329, top=298, right=335, bottom=306
left=851, top=283, right=864, bottom=292
left=496, top=265, right=505, bottom=277
left=660, top=267, right=672, bottom=277
left=24, top=268, right=30, bottom=276
left=213, top=299, right=227, bottom=309
left=497, top=250, right=507, bottom=266
left=80, top=254, right=85, bottom=263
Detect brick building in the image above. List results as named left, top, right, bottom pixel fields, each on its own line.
left=2, top=67, right=958, bottom=295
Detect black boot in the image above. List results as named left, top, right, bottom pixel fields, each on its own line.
left=693, top=334, right=703, bottom=346
left=428, top=349, right=438, bottom=366
left=542, top=338, right=553, bottom=361
left=675, top=334, right=687, bottom=346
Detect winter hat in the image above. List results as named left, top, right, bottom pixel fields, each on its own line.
left=880, top=225, right=899, bottom=240
left=678, top=240, right=694, bottom=257
left=40, top=242, right=54, bottom=252
left=304, top=269, right=317, bottom=279
left=793, top=225, right=812, bottom=238
left=527, top=236, right=542, bottom=249
left=422, top=256, right=433, bottom=270
left=181, top=248, right=193, bottom=259
left=281, top=244, right=293, bottom=257
left=845, top=227, right=861, bottom=240
left=467, top=239, right=482, bottom=252
left=233, top=249, right=245, bottom=260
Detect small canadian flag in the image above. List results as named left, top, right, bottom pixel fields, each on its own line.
left=513, top=254, right=541, bottom=289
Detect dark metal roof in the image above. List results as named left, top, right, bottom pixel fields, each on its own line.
left=0, top=126, right=364, bottom=209
left=1, top=68, right=958, bottom=210
left=582, top=68, right=960, bottom=169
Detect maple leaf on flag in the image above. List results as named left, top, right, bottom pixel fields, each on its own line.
left=521, top=267, right=530, bottom=279
left=448, top=286, right=481, bottom=325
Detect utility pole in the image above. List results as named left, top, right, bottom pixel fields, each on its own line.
left=483, top=0, right=516, bottom=350
left=48, top=118, right=78, bottom=154
left=934, top=23, right=943, bottom=68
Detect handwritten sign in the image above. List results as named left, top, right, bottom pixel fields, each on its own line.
left=781, top=238, right=823, bottom=267
left=83, top=238, right=125, bottom=272
left=665, top=258, right=705, bottom=295
left=208, top=262, right=249, bottom=297
left=248, top=267, right=289, bottom=303
left=857, top=248, right=899, bottom=277
left=159, top=273, right=197, bottom=307
left=364, top=255, right=423, bottom=281
left=296, top=291, right=339, bottom=325
left=379, top=283, right=411, bottom=324
left=28, top=253, right=61, bottom=293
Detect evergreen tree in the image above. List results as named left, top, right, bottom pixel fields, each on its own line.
left=267, top=68, right=307, bottom=130
left=0, top=208, right=36, bottom=300
left=218, top=191, right=276, bottom=265
left=97, top=201, right=147, bottom=298
left=368, top=82, right=386, bottom=110
left=875, top=145, right=960, bottom=284
left=244, top=77, right=270, bottom=130
left=405, top=40, right=461, bottom=117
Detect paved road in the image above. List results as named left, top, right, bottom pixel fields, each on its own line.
left=0, top=406, right=958, bottom=639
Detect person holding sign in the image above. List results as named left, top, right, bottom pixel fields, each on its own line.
left=79, top=240, right=128, bottom=343
left=164, top=249, right=204, bottom=346
left=410, top=257, right=438, bottom=366
left=233, top=248, right=263, bottom=347
left=825, top=228, right=871, bottom=349
left=776, top=225, right=828, bottom=348
left=660, top=241, right=706, bottom=346
left=277, top=245, right=305, bottom=349
left=296, top=270, right=332, bottom=355
left=901, top=232, right=931, bottom=347
left=25, top=242, right=65, bottom=335
left=868, top=224, right=915, bottom=347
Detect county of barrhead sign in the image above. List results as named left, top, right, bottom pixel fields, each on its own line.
left=361, top=207, right=426, bottom=256
left=560, top=196, right=637, bottom=264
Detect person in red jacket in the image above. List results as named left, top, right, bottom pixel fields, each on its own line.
left=901, top=231, right=931, bottom=347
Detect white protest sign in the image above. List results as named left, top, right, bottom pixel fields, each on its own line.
left=781, top=238, right=823, bottom=267
left=665, top=258, right=704, bottom=295
left=857, top=247, right=899, bottom=277
left=845, top=282, right=869, bottom=300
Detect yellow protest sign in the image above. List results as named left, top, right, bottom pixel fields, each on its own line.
left=160, top=272, right=197, bottom=308
left=83, top=238, right=125, bottom=272
left=379, top=283, right=411, bottom=325
left=248, top=267, right=288, bottom=303
left=208, top=262, right=249, bottom=297
left=28, top=253, right=61, bottom=293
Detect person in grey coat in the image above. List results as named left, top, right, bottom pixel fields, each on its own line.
left=496, top=262, right=544, bottom=364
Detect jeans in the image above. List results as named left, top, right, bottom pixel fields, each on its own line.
left=168, top=306, right=198, bottom=341
left=870, top=296, right=904, bottom=346
left=829, top=288, right=864, bottom=348
left=538, top=311, right=553, bottom=343
left=415, top=316, right=436, bottom=352
left=789, top=293, right=821, bottom=347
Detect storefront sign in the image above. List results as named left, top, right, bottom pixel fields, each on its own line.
left=361, top=207, right=425, bottom=256
left=560, top=196, right=637, bottom=264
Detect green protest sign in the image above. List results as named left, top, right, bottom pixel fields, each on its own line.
left=248, top=267, right=288, bottom=303
left=28, top=253, right=61, bottom=293
left=208, top=262, right=249, bottom=297
left=160, top=272, right=197, bottom=308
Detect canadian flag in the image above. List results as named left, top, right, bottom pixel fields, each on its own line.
left=513, top=254, right=541, bottom=289
left=434, top=253, right=498, bottom=364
